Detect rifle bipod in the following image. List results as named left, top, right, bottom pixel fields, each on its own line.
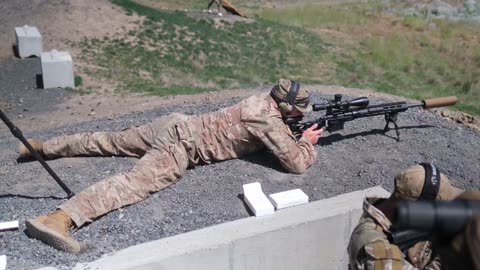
left=383, top=113, right=400, bottom=141
left=0, top=109, right=75, bottom=198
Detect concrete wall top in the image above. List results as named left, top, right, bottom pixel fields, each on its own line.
left=71, top=186, right=389, bottom=270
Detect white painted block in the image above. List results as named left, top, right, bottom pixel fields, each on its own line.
left=242, top=182, right=274, bottom=217
left=268, top=189, right=309, bottom=210
left=0, top=220, right=19, bottom=231
left=15, top=25, right=43, bottom=58
left=0, top=255, right=5, bottom=270
left=41, top=50, right=75, bottom=89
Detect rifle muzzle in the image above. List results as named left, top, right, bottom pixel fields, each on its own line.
left=423, top=96, right=458, bottom=109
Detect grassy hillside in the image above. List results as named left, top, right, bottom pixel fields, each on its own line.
left=77, top=0, right=325, bottom=96
left=259, top=2, right=480, bottom=114
left=76, top=0, right=480, bottom=115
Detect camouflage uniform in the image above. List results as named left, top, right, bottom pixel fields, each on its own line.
left=348, top=198, right=441, bottom=270
left=43, top=93, right=317, bottom=227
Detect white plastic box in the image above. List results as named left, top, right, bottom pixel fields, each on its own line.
left=243, top=182, right=274, bottom=217
left=0, top=255, right=5, bottom=270
left=0, top=220, right=19, bottom=231
left=268, top=189, right=309, bottom=209
left=15, top=25, right=43, bottom=58
left=41, top=50, right=75, bottom=89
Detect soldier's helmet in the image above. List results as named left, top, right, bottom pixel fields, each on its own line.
left=393, top=164, right=463, bottom=201
left=270, top=78, right=312, bottom=113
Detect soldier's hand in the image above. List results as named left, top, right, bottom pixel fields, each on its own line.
left=302, top=124, right=325, bottom=145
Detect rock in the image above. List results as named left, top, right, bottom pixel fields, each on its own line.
left=462, top=112, right=475, bottom=123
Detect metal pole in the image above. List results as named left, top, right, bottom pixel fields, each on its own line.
left=0, top=109, right=75, bottom=198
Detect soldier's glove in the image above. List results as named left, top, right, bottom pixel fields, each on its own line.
left=406, top=241, right=433, bottom=269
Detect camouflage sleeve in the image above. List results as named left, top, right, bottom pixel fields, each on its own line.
left=244, top=115, right=317, bottom=174
left=358, top=241, right=419, bottom=270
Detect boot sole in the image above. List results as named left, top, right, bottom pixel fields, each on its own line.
left=26, top=219, right=81, bottom=254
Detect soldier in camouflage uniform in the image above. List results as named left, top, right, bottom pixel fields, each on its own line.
left=21, top=78, right=325, bottom=253
left=348, top=164, right=463, bottom=270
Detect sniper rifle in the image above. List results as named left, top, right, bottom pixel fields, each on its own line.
left=285, top=94, right=458, bottom=141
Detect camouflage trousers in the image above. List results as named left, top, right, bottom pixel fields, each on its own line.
left=44, top=113, right=198, bottom=227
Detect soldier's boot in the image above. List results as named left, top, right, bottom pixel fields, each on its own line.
left=25, top=209, right=82, bottom=254
left=18, top=139, right=44, bottom=158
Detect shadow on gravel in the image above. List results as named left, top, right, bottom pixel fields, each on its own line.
left=0, top=194, right=67, bottom=200
left=237, top=194, right=255, bottom=216
left=318, top=124, right=435, bottom=146
left=12, top=44, right=18, bottom=58
left=16, top=156, right=61, bottom=164
left=35, top=74, right=43, bottom=89
left=16, top=156, right=37, bottom=163
left=240, top=152, right=285, bottom=173
left=16, top=153, right=133, bottom=163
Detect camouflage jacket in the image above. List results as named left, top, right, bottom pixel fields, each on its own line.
left=183, top=93, right=317, bottom=174
left=348, top=197, right=442, bottom=270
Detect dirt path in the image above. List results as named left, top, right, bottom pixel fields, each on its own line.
left=0, top=0, right=142, bottom=65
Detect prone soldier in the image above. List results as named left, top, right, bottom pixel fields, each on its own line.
left=20, top=78, right=325, bottom=253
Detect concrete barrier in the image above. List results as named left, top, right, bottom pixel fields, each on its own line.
left=41, top=50, right=75, bottom=89
left=15, top=25, right=42, bottom=58
left=71, top=186, right=389, bottom=270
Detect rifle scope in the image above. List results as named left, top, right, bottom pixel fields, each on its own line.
left=312, top=94, right=369, bottom=112
left=395, top=200, right=480, bottom=237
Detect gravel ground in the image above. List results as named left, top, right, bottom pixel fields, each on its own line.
left=0, top=58, right=73, bottom=117
left=0, top=60, right=479, bottom=270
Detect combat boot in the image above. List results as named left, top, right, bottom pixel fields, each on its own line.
left=18, top=139, right=44, bottom=158
left=26, top=209, right=82, bottom=253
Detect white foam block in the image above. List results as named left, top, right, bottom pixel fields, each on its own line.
left=243, top=182, right=274, bottom=217
left=268, top=189, right=309, bottom=210
left=15, top=25, right=43, bottom=58
left=41, top=50, right=75, bottom=89
left=0, top=220, right=19, bottom=231
left=0, top=255, right=5, bottom=270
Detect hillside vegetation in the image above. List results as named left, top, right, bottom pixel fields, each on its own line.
left=76, top=0, right=480, bottom=115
